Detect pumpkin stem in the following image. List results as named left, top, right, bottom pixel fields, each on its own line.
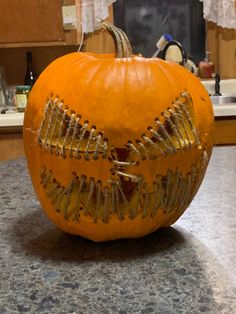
left=101, top=21, right=133, bottom=58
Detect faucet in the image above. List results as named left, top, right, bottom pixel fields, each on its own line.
left=212, top=73, right=222, bottom=96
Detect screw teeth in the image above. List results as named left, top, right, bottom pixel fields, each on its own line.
left=40, top=148, right=208, bottom=223
left=38, top=97, right=108, bottom=160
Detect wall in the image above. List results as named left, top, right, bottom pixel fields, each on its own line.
left=0, top=46, right=77, bottom=86
left=207, top=22, right=236, bottom=78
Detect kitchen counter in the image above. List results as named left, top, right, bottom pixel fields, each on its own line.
left=0, top=112, right=24, bottom=128
left=0, top=103, right=235, bottom=129
left=0, top=146, right=236, bottom=313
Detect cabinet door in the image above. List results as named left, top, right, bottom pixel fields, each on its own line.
left=0, top=0, right=65, bottom=44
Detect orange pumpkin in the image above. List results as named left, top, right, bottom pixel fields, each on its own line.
left=23, top=22, right=214, bottom=242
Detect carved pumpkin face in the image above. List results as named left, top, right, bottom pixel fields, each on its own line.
left=23, top=23, right=214, bottom=242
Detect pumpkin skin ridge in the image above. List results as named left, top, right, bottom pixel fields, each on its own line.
left=23, top=46, right=214, bottom=241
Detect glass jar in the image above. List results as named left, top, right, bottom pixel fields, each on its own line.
left=15, top=85, right=31, bottom=112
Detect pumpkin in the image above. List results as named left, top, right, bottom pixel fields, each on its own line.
left=23, top=22, right=214, bottom=242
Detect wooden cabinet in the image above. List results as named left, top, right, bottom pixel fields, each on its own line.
left=207, top=22, right=236, bottom=79
left=0, top=0, right=64, bottom=44
left=0, top=130, right=24, bottom=161
left=0, top=0, right=80, bottom=47
left=0, top=0, right=83, bottom=85
left=214, top=117, right=236, bottom=145
left=0, top=1, right=115, bottom=86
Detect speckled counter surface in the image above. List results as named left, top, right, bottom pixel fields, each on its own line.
left=0, top=146, right=236, bottom=314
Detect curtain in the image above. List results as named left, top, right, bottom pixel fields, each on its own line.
left=200, top=0, right=236, bottom=29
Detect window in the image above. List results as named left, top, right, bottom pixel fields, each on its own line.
left=113, top=0, right=205, bottom=63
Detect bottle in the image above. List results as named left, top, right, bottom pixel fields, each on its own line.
left=24, top=51, right=37, bottom=87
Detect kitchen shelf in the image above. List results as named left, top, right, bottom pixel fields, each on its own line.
left=0, top=30, right=81, bottom=49
left=0, top=42, right=67, bottom=49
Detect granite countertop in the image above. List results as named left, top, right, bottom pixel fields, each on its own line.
left=0, top=146, right=236, bottom=314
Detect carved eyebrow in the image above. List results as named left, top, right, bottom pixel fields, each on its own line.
left=37, top=91, right=200, bottom=161
left=127, top=91, right=200, bottom=160
left=37, top=97, right=108, bottom=160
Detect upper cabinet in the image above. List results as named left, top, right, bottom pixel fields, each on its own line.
left=0, top=0, right=79, bottom=47
left=0, top=1, right=115, bottom=85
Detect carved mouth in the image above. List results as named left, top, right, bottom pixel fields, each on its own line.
left=40, top=151, right=207, bottom=223
left=38, top=91, right=207, bottom=223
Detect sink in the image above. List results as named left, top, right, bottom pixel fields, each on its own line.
left=201, top=79, right=236, bottom=116
left=202, top=78, right=236, bottom=95
left=210, top=95, right=236, bottom=105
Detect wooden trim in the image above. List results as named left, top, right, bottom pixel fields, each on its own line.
left=0, top=42, right=68, bottom=48
left=0, top=126, right=23, bottom=134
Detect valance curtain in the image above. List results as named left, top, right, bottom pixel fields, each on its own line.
left=200, top=0, right=236, bottom=29
left=80, top=1, right=236, bottom=32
